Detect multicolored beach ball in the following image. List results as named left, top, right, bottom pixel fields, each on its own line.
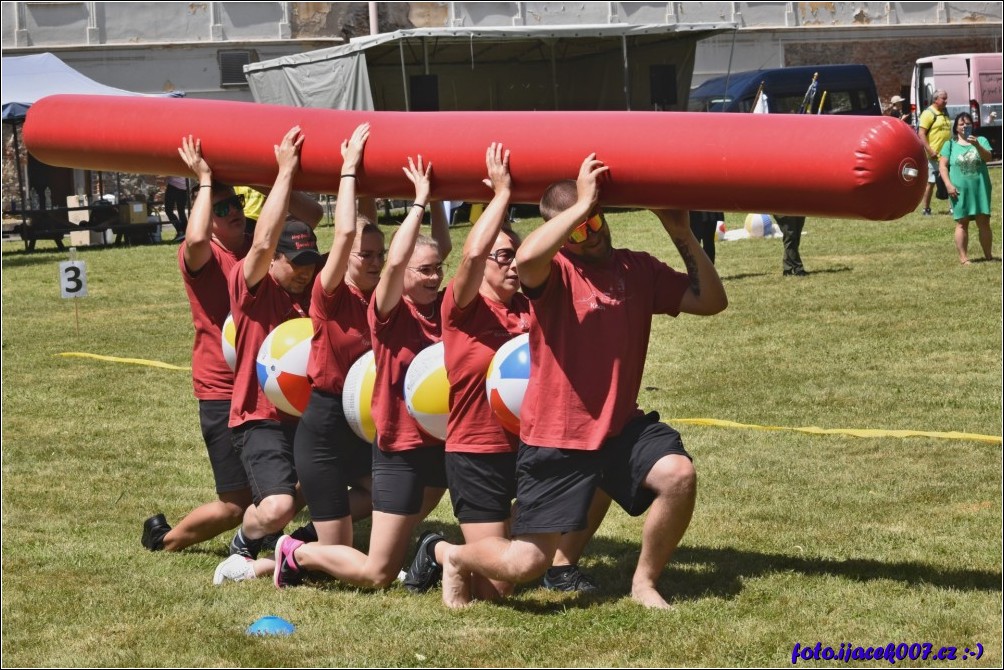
left=485, top=333, right=530, bottom=435
left=256, top=317, right=313, bottom=417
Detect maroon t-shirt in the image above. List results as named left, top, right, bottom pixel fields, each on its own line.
left=520, top=248, right=689, bottom=451
left=368, top=294, right=443, bottom=452
left=227, top=259, right=311, bottom=427
left=178, top=238, right=249, bottom=400
left=442, top=281, right=530, bottom=454
left=307, top=280, right=372, bottom=396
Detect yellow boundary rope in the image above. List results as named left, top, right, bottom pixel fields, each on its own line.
left=58, top=352, right=191, bottom=371
left=57, top=353, right=999, bottom=444
left=671, top=418, right=1001, bottom=445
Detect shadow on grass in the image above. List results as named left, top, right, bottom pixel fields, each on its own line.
left=587, top=537, right=1000, bottom=602
left=1, top=246, right=67, bottom=268
left=721, top=265, right=853, bottom=282
left=490, top=537, right=1002, bottom=615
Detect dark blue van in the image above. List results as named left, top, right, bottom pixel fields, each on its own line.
left=687, top=64, right=881, bottom=115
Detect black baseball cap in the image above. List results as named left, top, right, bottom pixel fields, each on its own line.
left=276, top=219, right=321, bottom=265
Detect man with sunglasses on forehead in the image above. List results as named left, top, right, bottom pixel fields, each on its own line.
left=442, top=153, right=727, bottom=609
left=142, top=132, right=323, bottom=554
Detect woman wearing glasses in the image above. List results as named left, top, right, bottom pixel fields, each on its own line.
left=272, top=154, right=453, bottom=590
left=279, top=123, right=385, bottom=559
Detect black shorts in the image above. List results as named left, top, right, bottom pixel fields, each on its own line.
left=511, top=412, right=693, bottom=535
left=232, top=420, right=298, bottom=505
left=510, top=445, right=603, bottom=536
left=445, top=451, right=517, bottom=523
left=199, top=399, right=249, bottom=494
left=371, top=443, right=447, bottom=516
left=293, top=389, right=372, bottom=521
left=598, top=412, right=692, bottom=516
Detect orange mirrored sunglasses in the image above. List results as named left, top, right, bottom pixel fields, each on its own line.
left=568, top=214, right=603, bottom=244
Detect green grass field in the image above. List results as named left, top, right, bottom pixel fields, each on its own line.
left=2, top=179, right=1001, bottom=667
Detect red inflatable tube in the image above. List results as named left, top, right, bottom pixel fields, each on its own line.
left=24, top=95, right=926, bottom=220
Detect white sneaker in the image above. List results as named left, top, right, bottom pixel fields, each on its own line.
left=213, top=554, right=256, bottom=585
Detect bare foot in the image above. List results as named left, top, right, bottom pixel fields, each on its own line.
left=631, top=583, right=672, bottom=609
left=961, top=259, right=971, bottom=266
left=442, top=546, right=472, bottom=609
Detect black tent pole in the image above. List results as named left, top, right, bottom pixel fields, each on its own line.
left=11, top=121, right=27, bottom=226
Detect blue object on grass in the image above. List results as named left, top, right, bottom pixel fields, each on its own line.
left=246, top=615, right=295, bottom=636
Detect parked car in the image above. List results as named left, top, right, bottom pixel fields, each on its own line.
left=687, top=64, right=881, bottom=115
left=911, top=53, right=1002, bottom=158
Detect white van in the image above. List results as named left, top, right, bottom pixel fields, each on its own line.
left=911, top=53, right=1002, bottom=158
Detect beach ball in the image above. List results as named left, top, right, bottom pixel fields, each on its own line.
left=715, top=220, right=727, bottom=241
left=404, top=342, right=450, bottom=441
left=256, top=317, right=313, bottom=417
left=743, top=213, right=775, bottom=238
left=221, top=313, right=237, bottom=371
left=343, top=350, right=377, bottom=442
left=485, top=333, right=531, bottom=434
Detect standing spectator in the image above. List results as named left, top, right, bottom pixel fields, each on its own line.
left=773, top=215, right=808, bottom=276
left=689, top=210, right=722, bottom=265
left=940, top=112, right=997, bottom=265
left=164, top=175, right=189, bottom=241
left=918, top=90, right=952, bottom=216
left=888, top=95, right=909, bottom=123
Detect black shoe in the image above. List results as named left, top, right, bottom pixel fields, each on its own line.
left=260, top=531, right=283, bottom=553
left=141, top=513, right=172, bottom=551
left=791, top=269, right=809, bottom=277
left=542, top=565, right=598, bottom=592
left=229, top=528, right=265, bottom=560
left=403, top=531, right=444, bottom=593
left=290, top=522, right=318, bottom=544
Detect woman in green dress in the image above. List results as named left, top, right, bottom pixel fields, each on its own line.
left=939, top=112, right=996, bottom=265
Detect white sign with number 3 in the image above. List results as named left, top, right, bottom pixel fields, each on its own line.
left=59, top=260, right=88, bottom=298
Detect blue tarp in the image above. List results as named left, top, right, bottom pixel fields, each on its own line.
left=1, top=52, right=182, bottom=122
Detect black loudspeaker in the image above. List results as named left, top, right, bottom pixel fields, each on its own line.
left=410, top=75, right=439, bottom=111
left=649, top=65, right=677, bottom=109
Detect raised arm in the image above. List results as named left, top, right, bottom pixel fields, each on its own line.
left=242, top=126, right=304, bottom=291
left=452, top=142, right=512, bottom=309
left=651, top=209, right=728, bottom=316
left=372, top=155, right=432, bottom=319
left=515, top=153, right=607, bottom=289
left=429, top=201, right=453, bottom=260
left=319, top=122, right=369, bottom=293
left=177, top=136, right=215, bottom=273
